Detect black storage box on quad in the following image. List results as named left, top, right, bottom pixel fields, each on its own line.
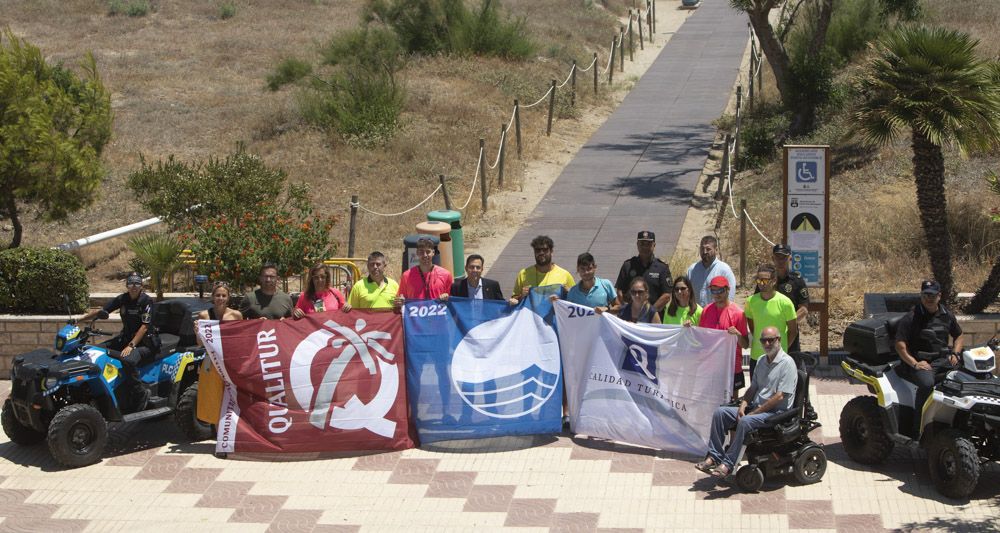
left=843, top=314, right=903, bottom=365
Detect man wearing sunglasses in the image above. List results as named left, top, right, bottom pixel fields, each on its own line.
left=895, top=280, right=964, bottom=435
left=695, top=326, right=797, bottom=479
left=745, top=264, right=798, bottom=376
left=755, top=244, right=809, bottom=353
left=614, top=230, right=672, bottom=313
left=77, top=272, right=160, bottom=412
left=698, top=276, right=750, bottom=399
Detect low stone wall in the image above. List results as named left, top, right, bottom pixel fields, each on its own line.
left=0, top=317, right=122, bottom=378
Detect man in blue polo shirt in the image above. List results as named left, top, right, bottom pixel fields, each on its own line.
left=688, top=235, right=736, bottom=307
left=562, top=253, right=618, bottom=312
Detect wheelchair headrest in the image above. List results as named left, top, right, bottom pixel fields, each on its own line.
left=792, top=368, right=809, bottom=410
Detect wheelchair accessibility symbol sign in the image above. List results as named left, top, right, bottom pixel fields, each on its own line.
left=796, top=161, right=817, bottom=183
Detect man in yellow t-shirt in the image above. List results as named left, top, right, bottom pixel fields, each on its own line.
left=509, top=235, right=575, bottom=304
left=744, top=264, right=798, bottom=375
left=344, top=251, right=399, bottom=310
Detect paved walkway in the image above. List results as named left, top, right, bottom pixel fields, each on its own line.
left=2, top=378, right=998, bottom=532
left=488, top=0, right=747, bottom=284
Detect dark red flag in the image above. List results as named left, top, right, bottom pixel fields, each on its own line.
left=198, top=310, right=414, bottom=453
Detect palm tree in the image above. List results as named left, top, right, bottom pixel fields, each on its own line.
left=127, top=233, right=182, bottom=301
left=854, top=26, right=1000, bottom=301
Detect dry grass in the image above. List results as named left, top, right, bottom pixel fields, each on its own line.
left=3, top=0, right=637, bottom=289
left=925, top=0, right=1000, bottom=59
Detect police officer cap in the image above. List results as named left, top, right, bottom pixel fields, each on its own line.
left=637, top=230, right=655, bottom=242
left=772, top=243, right=792, bottom=256
left=921, top=280, right=941, bottom=295
left=126, top=272, right=143, bottom=286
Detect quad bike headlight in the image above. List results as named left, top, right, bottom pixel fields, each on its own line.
left=42, top=376, right=58, bottom=390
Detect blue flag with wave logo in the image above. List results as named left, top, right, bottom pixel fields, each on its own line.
left=403, top=286, right=564, bottom=444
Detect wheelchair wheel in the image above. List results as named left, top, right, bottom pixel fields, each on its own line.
left=735, top=465, right=764, bottom=492
left=793, top=447, right=827, bottom=485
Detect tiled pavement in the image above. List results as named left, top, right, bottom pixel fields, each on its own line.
left=2, top=377, right=999, bottom=532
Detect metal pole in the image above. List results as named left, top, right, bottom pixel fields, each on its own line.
left=749, top=48, right=755, bottom=113
left=546, top=79, right=556, bottom=137
left=514, top=99, right=522, bottom=159
left=439, top=174, right=452, bottom=211
left=498, top=124, right=506, bottom=188
left=571, top=61, right=577, bottom=107
left=651, top=0, right=656, bottom=34
left=647, top=1, right=653, bottom=43
left=479, top=138, right=488, bottom=212
left=739, top=199, right=747, bottom=288
left=348, top=195, right=358, bottom=257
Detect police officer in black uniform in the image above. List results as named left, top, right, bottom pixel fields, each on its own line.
left=756, top=244, right=810, bottom=352
left=894, top=280, right=964, bottom=435
left=77, top=272, right=160, bottom=412
left=615, top=230, right=672, bottom=313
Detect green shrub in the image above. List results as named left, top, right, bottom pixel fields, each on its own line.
left=127, top=233, right=182, bottom=300
left=366, top=0, right=534, bottom=59
left=299, top=66, right=405, bottom=147
left=108, top=0, right=151, bottom=17
left=462, top=0, right=535, bottom=60
left=218, top=1, right=237, bottom=19
left=737, top=105, right=789, bottom=170
left=0, top=247, right=89, bottom=314
left=266, top=58, right=313, bottom=91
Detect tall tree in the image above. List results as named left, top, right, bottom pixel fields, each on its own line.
left=0, top=30, right=113, bottom=248
left=854, top=27, right=1000, bottom=301
left=964, top=172, right=1000, bottom=314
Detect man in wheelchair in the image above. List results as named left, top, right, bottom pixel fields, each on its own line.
left=696, top=326, right=797, bottom=479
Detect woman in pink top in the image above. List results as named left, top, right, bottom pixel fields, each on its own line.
left=698, top=275, right=750, bottom=400
left=293, top=263, right=345, bottom=318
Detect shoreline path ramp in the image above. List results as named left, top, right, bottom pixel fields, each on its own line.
left=487, top=0, right=748, bottom=285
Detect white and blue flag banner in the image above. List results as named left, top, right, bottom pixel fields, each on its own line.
left=554, top=300, right=735, bottom=456
left=403, top=288, right=564, bottom=444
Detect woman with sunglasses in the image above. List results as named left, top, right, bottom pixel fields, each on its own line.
left=662, top=275, right=702, bottom=326
left=193, top=281, right=242, bottom=433
left=616, top=277, right=661, bottom=324
left=293, top=263, right=345, bottom=319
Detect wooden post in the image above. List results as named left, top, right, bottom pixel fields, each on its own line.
left=638, top=11, right=644, bottom=50
left=348, top=195, right=358, bottom=257
left=716, top=134, right=731, bottom=200
left=651, top=0, right=656, bottom=34
left=546, top=79, right=556, bottom=137
left=498, top=124, right=506, bottom=188
left=571, top=60, right=577, bottom=107
left=514, top=99, right=522, bottom=159
left=739, top=199, right=747, bottom=288
left=479, top=138, right=488, bottom=212
left=619, top=28, right=625, bottom=72
left=439, top=174, right=452, bottom=211
left=608, top=38, right=616, bottom=85
left=627, top=13, right=634, bottom=61
left=748, top=47, right=755, bottom=113
left=757, top=49, right=763, bottom=100
left=647, top=1, right=653, bottom=43
left=735, top=85, right=743, bottom=167
left=592, top=52, right=598, bottom=94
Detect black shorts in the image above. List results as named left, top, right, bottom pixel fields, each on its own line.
left=733, top=371, right=745, bottom=390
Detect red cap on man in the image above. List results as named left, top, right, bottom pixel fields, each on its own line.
left=709, top=276, right=730, bottom=288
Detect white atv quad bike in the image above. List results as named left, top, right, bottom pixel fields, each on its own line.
left=838, top=314, right=1000, bottom=499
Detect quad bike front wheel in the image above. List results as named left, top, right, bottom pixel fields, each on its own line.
left=928, top=429, right=980, bottom=499
left=793, top=446, right=827, bottom=485
left=175, top=382, right=214, bottom=441
left=47, top=404, right=107, bottom=468
left=839, top=396, right=894, bottom=465
left=2, top=400, right=45, bottom=445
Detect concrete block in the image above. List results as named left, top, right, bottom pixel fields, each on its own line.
left=4, top=321, right=41, bottom=333
left=10, top=333, right=40, bottom=345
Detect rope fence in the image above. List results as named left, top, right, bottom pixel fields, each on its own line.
left=347, top=1, right=659, bottom=257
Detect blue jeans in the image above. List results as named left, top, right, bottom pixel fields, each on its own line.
left=707, top=405, right=774, bottom=469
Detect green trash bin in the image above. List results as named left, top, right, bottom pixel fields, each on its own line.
left=427, top=210, right=465, bottom=277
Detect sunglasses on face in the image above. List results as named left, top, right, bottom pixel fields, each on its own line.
left=760, top=336, right=780, bottom=344
left=630, top=289, right=647, bottom=295
left=756, top=278, right=772, bottom=285
left=126, top=282, right=142, bottom=287
left=709, top=287, right=726, bottom=294
left=674, top=286, right=689, bottom=292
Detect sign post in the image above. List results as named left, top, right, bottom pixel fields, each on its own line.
left=783, top=145, right=830, bottom=359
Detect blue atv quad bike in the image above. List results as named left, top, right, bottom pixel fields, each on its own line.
left=2, top=298, right=214, bottom=468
